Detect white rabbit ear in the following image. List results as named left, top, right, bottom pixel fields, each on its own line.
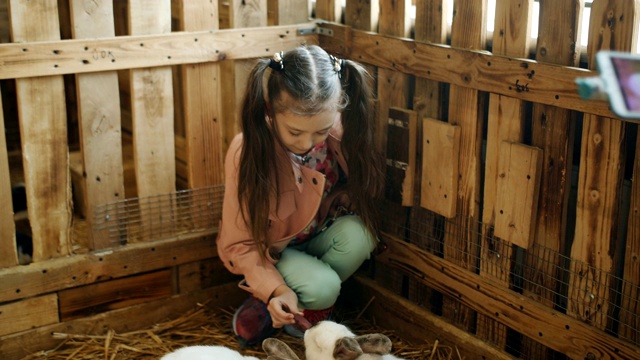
left=355, top=333, right=392, bottom=355
left=262, top=338, right=301, bottom=360
left=333, top=337, right=363, bottom=360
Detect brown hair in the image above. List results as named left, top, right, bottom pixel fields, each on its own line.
left=237, top=45, right=384, bottom=256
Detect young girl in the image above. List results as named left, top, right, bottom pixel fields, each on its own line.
left=216, top=44, right=384, bottom=345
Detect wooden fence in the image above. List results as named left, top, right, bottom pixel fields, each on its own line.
left=1, top=0, right=639, bottom=359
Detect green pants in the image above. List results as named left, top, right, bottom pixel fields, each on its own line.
left=275, top=215, right=377, bottom=310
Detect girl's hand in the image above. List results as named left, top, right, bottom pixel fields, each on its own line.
left=267, top=284, right=302, bottom=328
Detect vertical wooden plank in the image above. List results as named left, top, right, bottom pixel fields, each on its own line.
left=0, top=98, right=18, bottom=268
left=220, top=0, right=267, bottom=158
left=377, top=0, right=411, bottom=152
left=408, top=0, right=448, bottom=309
left=441, top=0, right=487, bottom=332
left=69, top=0, right=125, bottom=250
left=494, top=142, right=543, bottom=249
left=345, top=0, right=379, bottom=31
left=420, top=118, right=460, bottom=218
left=568, top=0, right=638, bottom=331
left=128, top=0, right=175, bottom=200
left=522, top=1, right=582, bottom=357
left=177, top=1, right=224, bottom=188
left=477, top=0, right=532, bottom=350
left=620, top=127, right=640, bottom=343
left=9, top=1, right=72, bottom=261
left=269, top=0, right=309, bottom=25
left=315, top=0, right=342, bottom=22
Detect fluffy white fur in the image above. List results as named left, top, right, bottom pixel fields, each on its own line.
left=160, top=345, right=260, bottom=360
left=304, top=321, right=404, bottom=360
left=304, top=321, right=356, bottom=360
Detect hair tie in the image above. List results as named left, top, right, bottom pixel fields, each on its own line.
left=329, top=54, right=343, bottom=78
left=269, top=51, right=285, bottom=71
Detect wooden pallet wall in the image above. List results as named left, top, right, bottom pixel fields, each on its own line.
left=0, top=0, right=316, bottom=358
left=318, top=0, right=640, bottom=358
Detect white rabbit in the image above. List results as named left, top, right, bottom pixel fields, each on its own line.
left=160, top=345, right=260, bottom=360
left=304, top=321, right=404, bottom=360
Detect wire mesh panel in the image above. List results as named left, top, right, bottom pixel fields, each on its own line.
left=93, top=185, right=224, bottom=245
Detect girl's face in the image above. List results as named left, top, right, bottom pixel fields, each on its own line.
left=273, top=108, right=339, bottom=156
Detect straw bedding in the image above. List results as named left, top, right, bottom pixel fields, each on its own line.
left=18, top=301, right=461, bottom=359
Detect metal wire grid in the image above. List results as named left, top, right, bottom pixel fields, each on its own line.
left=379, top=210, right=640, bottom=354
left=92, top=185, right=224, bottom=244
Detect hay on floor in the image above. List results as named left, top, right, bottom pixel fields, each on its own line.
left=19, top=300, right=461, bottom=359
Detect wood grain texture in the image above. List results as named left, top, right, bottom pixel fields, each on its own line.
left=522, top=7, right=582, bottom=358
left=568, top=0, right=638, bottom=330
left=59, top=269, right=173, bottom=321
left=0, top=283, right=246, bottom=359
left=70, top=0, right=125, bottom=250
left=441, top=0, right=487, bottom=331
left=318, top=23, right=616, bottom=118
left=9, top=0, right=72, bottom=261
left=476, top=0, right=532, bottom=349
left=0, top=294, right=58, bottom=337
left=0, top=233, right=217, bottom=304
left=494, top=142, right=543, bottom=249
left=178, top=0, right=224, bottom=188
left=377, top=233, right=640, bottom=360
left=420, top=118, right=460, bottom=218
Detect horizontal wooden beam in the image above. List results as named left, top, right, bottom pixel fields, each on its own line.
left=377, top=233, right=640, bottom=360
left=0, top=230, right=218, bottom=303
left=0, top=22, right=319, bottom=79
left=0, top=282, right=246, bottom=360
left=344, top=275, right=516, bottom=359
left=318, top=22, right=617, bottom=119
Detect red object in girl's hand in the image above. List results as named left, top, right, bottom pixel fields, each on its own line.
left=293, top=313, right=312, bottom=330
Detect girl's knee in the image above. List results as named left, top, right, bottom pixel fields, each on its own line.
left=332, top=216, right=377, bottom=254
left=297, top=270, right=341, bottom=309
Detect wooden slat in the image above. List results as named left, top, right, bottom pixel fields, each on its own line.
left=521, top=1, right=582, bottom=358
left=377, top=234, right=640, bottom=360
left=268, top=0, right=309, bottom=25
left=0, top=233, right=218, bottom=304
left=0, top=284, right=245, bottom=359
left=441, top=0, right=487, bottom=332
left=476, top=0, right=532, bottom=349
left=177, top=1, right=224, bottom=188
left=315, top=0, right=342, bottom=22
left=220, top=0, right=267, bottom=158
left=59, top=269, right=173, bottom=321
left=9, top=0, right=71, bottom=261
left=0, top=97, right=18, bottom=268
left=494, top=142, right=543, bottom=249
left=568, top=0, right=638, bottom=331
left=318, top=23, right=617, bottom=119
left=0, top=294, right=58, bottom=337
left=375, top=0, right=411, bottom=153
left=384, top=107, right=417, bottom=206
left=128, top=1, right=176, bottom=236
left=69, top=0, right=125, bottom=250
left=620, top=127, right=640, bottom=343
left=0, top=24, right=318, bottom=80
left=345, top=0, right=379, bottom=32
left=420, top=118, right=460, bottom=218
left=407, top=0, right=448, bottom=307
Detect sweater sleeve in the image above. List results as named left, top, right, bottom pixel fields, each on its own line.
left=215, top=134, right=287, bottom=303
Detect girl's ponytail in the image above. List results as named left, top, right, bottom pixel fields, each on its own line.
left=340, top=59, right=385, bottom=239
left=238, top=60, right=279, bottom=255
